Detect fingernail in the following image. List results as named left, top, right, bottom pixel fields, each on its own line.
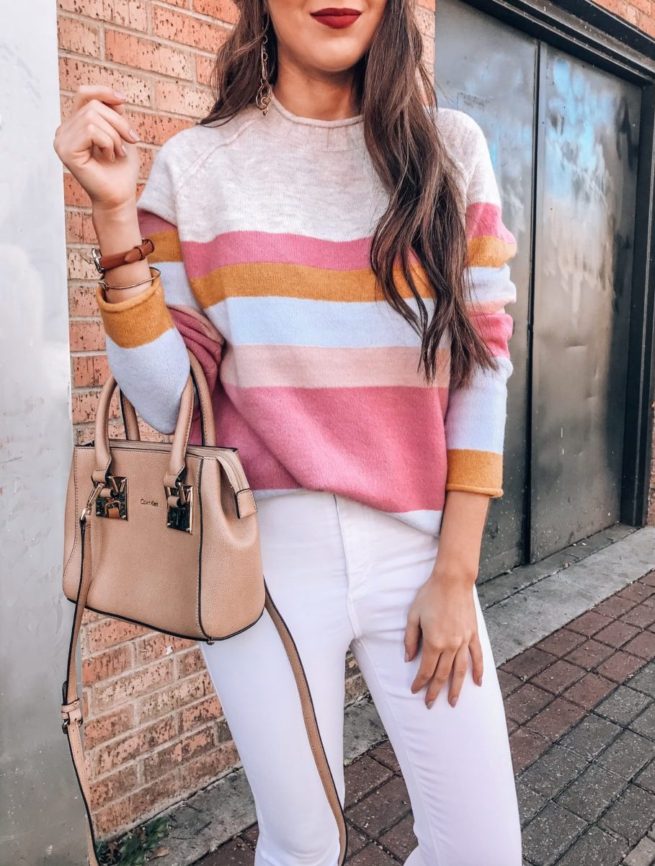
left=120, top=144, right=127, bottom=157
left=449, top=696, right=457, bottom=707
left=128, top=127, right=140, bottom=142
left=404, top=650, right=409, bottom=662
left=427, top=699, right=434, bottom=709
left=114, top=90, right=127, bottom=99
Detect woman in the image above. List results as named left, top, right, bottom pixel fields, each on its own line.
left=53, top=1, right=523, bottom=863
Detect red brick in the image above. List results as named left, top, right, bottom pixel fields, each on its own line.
left=500, top=646, right=558, bottom=680
left=535, top=628, right=586, bottom=658
left=128, top=770, right=181, bottom=817
left=564, top=638, right=615, bottom=670
left=69, top=319, right=104, bottom=353
left=152, top=5, right=230, bottom=52
left=561, top=672, right=615, bottom=709
left=617, top=582, right=655, bottom=603
left=92, top=796, right=134, bottom=837
left=620, top=603, right=655, bottom=629
left=105, top=30, right=193, bottom=79
left=524, top=696, right=586, bottom=740
left=141, top=725, right=217, bottom=782
left=58, top=55, right=152, bottom=110
left=504, top=683, right=554, bottom=724
left=596, top=650, right=646, bottom=683
left=88, top=763, right=138, bottom=810
left=94, top=714, right=179, bottom=775
left=84, top=705, right=135, bottom=749
left=622, top=629, right=655, bottom=660
left=192, top=0, right=239, bottom=25
left=176, top=646, right=206, bottom=677
left=509, top=726, right=550, bottom=773
left=82, top=643, right=134, bottom=685
left=85, top=617, right=151, bottom=653
left=594, top=619, right=641, bottom=648
left=92, top=658, right=175, bottom=711
left=58, top=0, right=148, bottom=29
left=567, top=609, right=614, bottom=637
left=498, top=668, right=523, bottom=696
left=71, top=353, right=109, bottom=388
left=58, top=15, right=101, bottom=56
left=180, top=694, right=222, bottom=732
left=531, top=659, right=586, bottom=695
left=178, top=741, right=240, bottom=790
left=137, top=671, right=214, bottom=723
left=594, top=594, right=637, bottom=619
left=134, top=631, right=193, bottom=664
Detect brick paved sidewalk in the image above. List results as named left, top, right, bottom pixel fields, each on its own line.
left=196, top=570, right=655, bottom=866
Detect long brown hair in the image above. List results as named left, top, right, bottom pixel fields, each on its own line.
left=197, top=0, right=499, bottom=390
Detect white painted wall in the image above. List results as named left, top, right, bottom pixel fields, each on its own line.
left=0, top=2, right=87, bottom=863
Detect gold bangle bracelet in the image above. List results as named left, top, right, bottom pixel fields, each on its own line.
left=99, top=266, right=161, bottom=291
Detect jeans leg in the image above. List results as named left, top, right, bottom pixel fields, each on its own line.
left=344, top=504, right=522, bottom=866
left=199, top=491, right=353, bottom=866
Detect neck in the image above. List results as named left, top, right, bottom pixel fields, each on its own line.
left=272, top=64, right=362, bottom=122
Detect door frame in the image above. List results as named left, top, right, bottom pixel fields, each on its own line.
left=438, top=0, right=655, bottom=527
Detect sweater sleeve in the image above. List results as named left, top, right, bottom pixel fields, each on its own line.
left=444, top=118, right=518, bottom=498
left=95, top=139, right=224, bottom=435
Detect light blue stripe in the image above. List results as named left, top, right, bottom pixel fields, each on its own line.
left=105, top=329, right=190, bottom=434
left=204, top=295, right=439, bottom=348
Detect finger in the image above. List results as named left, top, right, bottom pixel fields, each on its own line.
left=404, top=612, right=421, bottom=662
left=411, top=640, right=440, bottom=694
left=75, top=110, right=129, bottom=160
left=469, top=632, right=484, bottom=686
left=447, top=645, right=470, bottom=707
left=72, top=83, right=126, bottom=114
left=425, top=648, right=456, bottom=707
left=82, top=120, right=120, bottom=163
left=84, top=99, right=140, bottom=147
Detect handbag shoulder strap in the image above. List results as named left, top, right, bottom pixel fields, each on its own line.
left=61, top=502, right=348, bottom=866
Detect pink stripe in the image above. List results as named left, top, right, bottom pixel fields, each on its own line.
left=191, top=383, right=449, bottom=513
left=137, top=210, right=176, bottom=234
left=470, top=311, right=514, bottom=358
left=180, top=231, right=421, bottom=280
left=219, top=344, right=451, bottom=389
left=466, top=201, right=517, bottom=246
left=182, top=231, right=371, bottom=277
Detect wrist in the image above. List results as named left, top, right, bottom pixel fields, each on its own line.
left=429, top=555, right=479, bottom=589
left=92, top=200, right=139, bottom=235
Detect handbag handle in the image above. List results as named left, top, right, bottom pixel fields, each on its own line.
left=92, top=350, right=216, bottom=488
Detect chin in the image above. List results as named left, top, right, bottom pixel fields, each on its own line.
left=306, top=44, right=364, bottom=73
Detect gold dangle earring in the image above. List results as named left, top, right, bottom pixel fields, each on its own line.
left=256, top=14, right=273, bottom=115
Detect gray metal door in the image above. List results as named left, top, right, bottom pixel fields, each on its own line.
left=435, top=0, right=641, bottom=574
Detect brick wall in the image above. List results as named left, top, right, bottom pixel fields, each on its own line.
left=57, top=0, right=653, bottom=843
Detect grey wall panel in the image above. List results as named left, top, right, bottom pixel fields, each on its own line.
left=0, top=2, right=85, bottom=863
left=531, top=46, right=640, bottom=559
left=435, top=0, right=537, bottom=577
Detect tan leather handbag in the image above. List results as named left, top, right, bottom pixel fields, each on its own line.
left=60, top=350, right=348, bottom=866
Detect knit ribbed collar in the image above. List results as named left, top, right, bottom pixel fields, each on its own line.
left=268, top=91, right=364, bottom=128
left=261, top=90, right=365, bottom=152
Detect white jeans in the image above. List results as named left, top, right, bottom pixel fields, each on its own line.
left=199, top=490, right=523, bottom=866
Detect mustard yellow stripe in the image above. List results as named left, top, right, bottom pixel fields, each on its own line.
left=146, top=227, right=183, bottom=265
left=467, top=235, right=517, bottom=268
left=445, top=449, right=503, bottom=497
left=191, top=260, right=434, bottom=307
left=96, top=273, right=174, bottom=349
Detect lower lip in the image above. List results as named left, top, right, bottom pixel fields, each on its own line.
left=311, top=13, right=360, bottom=28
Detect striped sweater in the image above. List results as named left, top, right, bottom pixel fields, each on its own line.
left=96, top=92, right=518, bottom=538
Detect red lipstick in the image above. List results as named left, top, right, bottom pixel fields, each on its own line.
left=310, top=7, right=361, bottom=28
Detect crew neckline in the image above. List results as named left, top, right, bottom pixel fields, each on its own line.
left=269, top=91, right=364, bottom=128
